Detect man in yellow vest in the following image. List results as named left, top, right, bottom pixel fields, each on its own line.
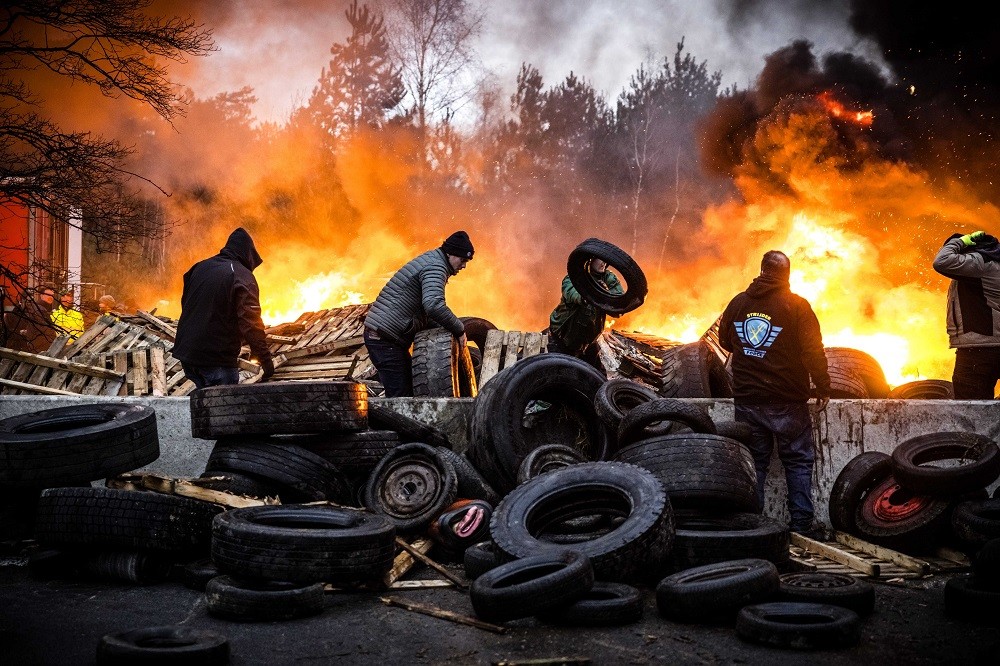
left=51, top=290, right=85, bottom=343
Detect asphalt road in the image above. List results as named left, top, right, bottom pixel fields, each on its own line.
left=1, top=557, right=997, bottom=665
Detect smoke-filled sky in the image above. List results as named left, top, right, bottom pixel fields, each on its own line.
left=170, top=0, right=889, bottom=124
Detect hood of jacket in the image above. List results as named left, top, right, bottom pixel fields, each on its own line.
left=220, top=227, right=263, bottom=272
left=745, top=273, right=790, bottom=298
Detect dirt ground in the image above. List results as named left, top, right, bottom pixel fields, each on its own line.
left=1, top=556, right=997, bottom=666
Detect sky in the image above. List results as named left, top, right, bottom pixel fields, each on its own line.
left=170, top=0, right=889, bottom=125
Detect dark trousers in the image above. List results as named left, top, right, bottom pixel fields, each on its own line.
left=735, top=402, right=816, bottom=531
left=546, top=330, right=604, bottom=374
left=953, top=347, right=1000, bottom=399
left=181, top=363, right=240, bottom=390
left=364, top=329, right=413, bottom=397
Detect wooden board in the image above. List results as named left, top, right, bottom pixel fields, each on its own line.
left=478, top=329, right=549, bottom=386
left=0, top=346, right=125, bottom=396
left=788, top=532, right=968, bottom=579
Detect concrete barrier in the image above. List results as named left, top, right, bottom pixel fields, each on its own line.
left=2, top=395, right=997, bottom=528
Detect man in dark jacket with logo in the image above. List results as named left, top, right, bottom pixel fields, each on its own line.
left=719, top=250, right=831, bottom=537
left=932, top=230, right=1000, bottom=399
left=363, top=231, right=473, bottom=397
left=173, top=227, right=274, bottom=389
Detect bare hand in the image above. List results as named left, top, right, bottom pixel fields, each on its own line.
left=457, top=332, right=468, bottom=348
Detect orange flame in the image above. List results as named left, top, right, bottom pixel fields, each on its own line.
left=818, top=91, right=873, bottom=126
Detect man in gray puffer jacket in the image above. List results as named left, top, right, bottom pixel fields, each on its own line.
left=364, top=231, right=474, bottom=397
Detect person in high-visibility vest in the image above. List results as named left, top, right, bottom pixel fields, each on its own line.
left=51, top=290, right=85, bottom=343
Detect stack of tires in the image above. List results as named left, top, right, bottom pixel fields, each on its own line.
left=830, top=432, right=1000, bottom=555
left=657, top=340, right=733, bottom=399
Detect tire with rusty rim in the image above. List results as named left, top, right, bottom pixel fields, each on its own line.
left=567, top=238, right=647, bottom=315
left=828, top=451, right=892, bottom=535
left=363, top=442, right=458, bottom=534
left=854, top=473, right=952, bottom=552
left=777, top=572, right=875, bottom=616
left=190, top=381, right=367, bottom=438
left=890, top=432, right=1000, bottom=496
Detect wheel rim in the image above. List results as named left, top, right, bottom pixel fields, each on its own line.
left=872, top=482, right=930, bottom=521
left=378, top=456, right=443, bottom=518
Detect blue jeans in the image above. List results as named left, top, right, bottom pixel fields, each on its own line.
left=364, top=329, right=413, bottom=397
left=735, top=402, right=816, bottom=530
left=181, top=363, right=240, bottom=389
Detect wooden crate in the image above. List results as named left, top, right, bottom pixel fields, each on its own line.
left=266, top=304, right=372, bottom=382
left=0, top=347, right=124, bottom=396
left=788, top=531, right=970, bottom=579
left=478, top=330, right=548, bottom=386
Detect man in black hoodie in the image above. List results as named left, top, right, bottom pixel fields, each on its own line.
left=719, top=250, right=831, bottom=537
left=173, top=228, right=274, bottom=388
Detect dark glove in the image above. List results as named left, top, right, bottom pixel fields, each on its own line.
left=960, top=230, right=986, bottom=247
left=259, top=356, right=275, bottom=381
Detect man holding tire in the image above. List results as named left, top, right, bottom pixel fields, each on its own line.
left=719, top=250, right=831, bottom=538
left=548, top=258, right=623, bottom=367
left=173, top=227, right=274, bottom=388
left=364, top=231, right=473, bottom=397
left=932, top=230, right=1000, bottom=399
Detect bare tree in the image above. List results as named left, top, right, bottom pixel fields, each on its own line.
left=379, top=0, right=483, bottom=159
left=0, top=1, right=214, bottom=246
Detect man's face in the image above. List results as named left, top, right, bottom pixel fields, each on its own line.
left=40, top=290, right=54, bottom=304
left=99, top=301, right=111, bottom=313
left=590, top=259, right=608, bottom=275
left=447, top=254, right=470, bottom=273
left=60, top=294, right=73, bottom=308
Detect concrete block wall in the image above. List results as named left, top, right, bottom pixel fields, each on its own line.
left=2, top=395, right=998, bottom=529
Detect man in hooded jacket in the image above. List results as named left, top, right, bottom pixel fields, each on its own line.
left=932, top=230, right=1000, bottom=399
left=173, top=227, right=274, bottom=388
left=719, top=250, right=831, bottom=538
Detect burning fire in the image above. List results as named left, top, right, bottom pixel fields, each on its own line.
left=818, top=91, right=873, bottom=126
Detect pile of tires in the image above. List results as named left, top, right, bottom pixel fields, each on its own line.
left=830, top=432, right=1000, bottom=554
left=657, top=340, right=733, bottom=399
left=808, top=347, right=891, bottom=399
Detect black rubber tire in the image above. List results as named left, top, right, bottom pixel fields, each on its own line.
left=204, top=439, right=351, bottom=503
left=97, top=625, right=229, bottom=665
left=656, top=558, right=780, bottom=623
left=460, top=316, right=497, bottom=351
left=81, top=550, right=171, bottom=585
left=890, top=432, right=1000, bottom=497
left=820, top=366, right=869, bottom=399
left=659, top=341, right=733, bottom=399
left=35, top=487, right=221, bottom=554
left=367, top=403, right=451, bottom=448
left=567, top=238, right=647, bottom=315
left=855, top=474, right=952, bottom=552
left=205, top=575, right=325, bottom=622
left=463, top=540, right=509, bottom=580
left=670, top=513, right=790, bottom=571
left=943, top=574, right=1000, bottom=624
left=616, top=398, right=717, bottom=450
left=211, top=504, right=396, bottom=584
left=470, top=550, right=595, bottom=623
left=824, top=347, right=891, bottom=399
left=715, top=421, right=754, bottom=447
left=594, top=378, right=660, bottom=432
left=436, top=447, right=501, bottom=505
left=190, top=380, right=368, bottom=438
left=536, top=581, right=643, bottom=626
left=888, top=379, right=954, bottom=399
left=777, top=572, right=876, bottom=616
left=614, top=434, right=759, bottom=513
left=736, top=601, right=862, bottom=649
left=413, top=327, right=465, bottom=398
left=828, top=451, right=892, bottom=534
left=363, top=442, right=458, bottom=534
left=288, top=430, right=401, bottom=478
left=972, top=538, right=1000, bottom=586
left=951, top=499, right=1000, bottom=548
left=490, top=461, right=674, bottom=584
left=467, top=353, right=611, bottom=494
left=0, top=404, right=159, bottom=487
left=516, top=444, right=588, bottom=485
left=177, top=558, right=221, bottom=592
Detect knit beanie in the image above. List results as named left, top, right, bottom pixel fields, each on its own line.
left=441, top=230, right=475, bottom=259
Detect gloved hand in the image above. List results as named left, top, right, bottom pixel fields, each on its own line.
left=259, top=356, right=275, bottom=381
left=960, top=230, right=986, bottom=246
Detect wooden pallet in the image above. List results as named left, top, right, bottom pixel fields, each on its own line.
left=789, top=531, right=970, bottom=579
left=266, top=304, right=373, bottom=382
left=478, top=330, right=548, bottom=386
left=0, top=347, right=124, bottom=395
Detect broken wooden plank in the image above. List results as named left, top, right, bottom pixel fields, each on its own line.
left=379, top=597, right=507, bottom=634
left=790, top=533, right=880, bottom=577
left=274, top=336, right=365, bottom=363
left=0, top=348, right=123, bottom=380
left=0, top=377, right=76, bottom=395
left=385, top=537, right=434, bottom=586
left=502, top=330, right=522, bottom=370
left=387, top=579, right=453, bottom=590
left=137, top=474, right=279, bottom=508
left=834, top=531, right=931, bottom=576
left=394, top=537, right=467, bottom=590
left=150, top=345, right=167, bottom=396
left=134, top=310, right=177, bottom=339
left=479, top=329, right=504, bottom=384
